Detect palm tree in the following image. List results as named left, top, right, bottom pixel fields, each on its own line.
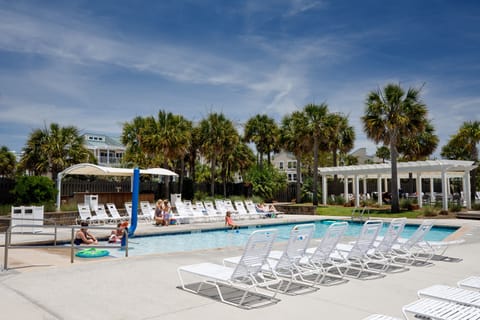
left=441, top=121, right=480, bottom=202
left=121, top=116, right=152, bottom=167
left=362, top=83, right=428, bottom=213
left=376, top=146, right=390, bottom=163
left=280, top=111, right=310, bottom=203
left=398, top=120, right=439, bottom=161
left=199, top=112, right=238, bottom=197
left=324, top=112, right=355, bottom=167
left=0, top=146, right=16, bottom=178
left=20, top=123, right=94, bottom=181
left=303, top=103, right=329, bottom=206
left=143, top=110, right=192, bottom=196
left=244, top=114, right=279, bottom=168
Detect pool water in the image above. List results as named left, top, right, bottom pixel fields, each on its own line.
left=109, top=220, right=457, bottom=257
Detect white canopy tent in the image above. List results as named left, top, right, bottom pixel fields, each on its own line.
left=56, top=163, right=178, bottom=210
left=318, top=160, right=477, bottom=210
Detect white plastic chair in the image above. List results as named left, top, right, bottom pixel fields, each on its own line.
left=224, top=224, right=317, bottom=294
left=178, top=229, right=280, bottom=309
left=418, top=284, right=480, bottom=308
left=458, top=276, right=480, bottom=291
left=402, top=297, right=480, bottom=319
left=330, top=220, right=385, bottom=279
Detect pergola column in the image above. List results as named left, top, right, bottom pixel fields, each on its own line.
left=441, top=170, right=448, bottom=211
left=416, top=173, right=422, bottom=208
left=363, top=177, right=367, bottom=197
left=344, top=176, right=349, bottom=201
left=430, top=178, right=435, bottom=204
left=465, top=171, right=472, bottom=210
left=377, top=175, right=383, bottom=206
left=354, top=175, right=360, bottom=207
left=322, top=174, right=328, bottom=205
left=384, top=178, right=388, bottom=193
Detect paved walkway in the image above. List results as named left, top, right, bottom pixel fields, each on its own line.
left=1, top=216, right=479, bottom=320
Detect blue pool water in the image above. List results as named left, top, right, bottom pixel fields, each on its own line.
left=109, top=220, right=457, bottom=257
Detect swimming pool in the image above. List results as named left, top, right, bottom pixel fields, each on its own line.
left=109, top=220, right=458, bottom=257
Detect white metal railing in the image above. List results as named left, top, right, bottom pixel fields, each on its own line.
left=2, top=219, right=128, bottom=271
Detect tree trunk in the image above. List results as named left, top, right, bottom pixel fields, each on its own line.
left=312, top=136, right=319, bottom=206
left=210, top=157, right=216, bottom=197
left=390, top=141, right=400, bottom=213
left=296, top=156, right=302, bottom=203
left=164, top=160, right=170, bottom=199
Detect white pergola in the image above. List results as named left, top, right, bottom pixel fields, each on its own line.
left=56, top=163, right=178, bottom=210
left=319, top=160, right=477, bottom=210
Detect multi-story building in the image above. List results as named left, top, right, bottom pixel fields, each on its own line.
left=272, top=150, right=299, bottom=183
left=82, top=133, right=125, bottom=167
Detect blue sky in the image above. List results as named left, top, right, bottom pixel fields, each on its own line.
left=1, top=0, right=479, bottom=157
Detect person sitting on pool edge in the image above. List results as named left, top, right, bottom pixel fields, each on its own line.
left=74, top=221, right=98, bottom=245
left=154, top=199, right=165, bottom=226
left=109, top=221, right=128, bottom=243
left=225, top=211, right=238, bottom=229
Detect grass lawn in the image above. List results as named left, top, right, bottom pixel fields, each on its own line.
left=316, top=205, right=424, bottom=219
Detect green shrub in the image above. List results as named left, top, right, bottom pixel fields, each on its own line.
left=400, top=198, right=413, bottom=210
left=448, top=203, right=463, bottom=212
left=12, top=176, right=57, bottom=206
left=422, top=205, right=438, bottom=217
left=471, top=203, right=480, bottom=211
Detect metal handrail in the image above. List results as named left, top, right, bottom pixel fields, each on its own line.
left=2, top=222, right=129, bottom=271
left=351, top=206, right=370, bottom=221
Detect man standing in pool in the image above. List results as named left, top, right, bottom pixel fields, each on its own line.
left=225, top=211, right=238, bottom=229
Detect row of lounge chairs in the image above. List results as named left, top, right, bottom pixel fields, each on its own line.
left=364, top=276, right=480, bottom=319
left=174, top=199, right=278, bottom=224
left=177, top=218, right=464, bottom=309
left=77, top=203, right=129, bottom=224
left=77, top=199, right=275, bottom=225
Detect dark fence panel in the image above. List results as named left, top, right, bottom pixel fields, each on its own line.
left=0, top=178, right=15, bottom=204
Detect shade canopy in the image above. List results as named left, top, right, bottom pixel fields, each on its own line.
left=56, top=163, right=178, bottom=210
left=59, top=163, right=178, bottom=177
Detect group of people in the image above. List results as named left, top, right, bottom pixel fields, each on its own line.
left=75, top=200, right=277, bottom=243
left=154, top=199, right=174, bottom=226
left=74, top=220, right=128, bottom=245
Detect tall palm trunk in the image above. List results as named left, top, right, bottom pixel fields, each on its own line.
left=312, top=136, right=319, bottom=206
left=390, top=139, right=400, bottom=213
left=210, top=157, right=216, bottom=197
left=295, top=156, right=302, bottom=203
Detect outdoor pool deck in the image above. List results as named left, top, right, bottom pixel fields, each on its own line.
left=1, top=215, right=479, bottom=320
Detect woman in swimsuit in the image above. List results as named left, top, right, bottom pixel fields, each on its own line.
left=75, top=221, right=98, bottom=245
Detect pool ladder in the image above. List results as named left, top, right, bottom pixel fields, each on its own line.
left=351, top=206, right=370, bottom=221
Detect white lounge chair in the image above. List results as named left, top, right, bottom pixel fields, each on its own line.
left=178, top=229, right=281, bottom=309
left=360, top=218, right=408, bottom=273
left=331, top=220, right=385, bottom=279
left=203, top=201, right=223, bottom=222
left=458, top=276, right=480, bottom=291
left=224, top=224, right=317, bottom=295
left=174, top=201, right=195, bottom=224
left=233, top=200, right=250, bottom=220
left=300, top=221, right=349, bottom=285
left=90, top=204, right=113, bottom=224
left=244, top=199, right=261, bottom=217
left=139, top=201, right=154, bottom=222
left=391, top=220, right=435, bottom=265
left=402, top=297, right=480, bottom=319
left=418, top=284, right=480, bottom=308
left=77, top=203, right=93, bottom=224
left=106, top=203, right=128, bottom=222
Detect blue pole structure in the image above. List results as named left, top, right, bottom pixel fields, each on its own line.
left=126, top=167, right=139, bottom=241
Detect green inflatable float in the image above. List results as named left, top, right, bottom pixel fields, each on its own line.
left=75, top=247, right=110, bottom=258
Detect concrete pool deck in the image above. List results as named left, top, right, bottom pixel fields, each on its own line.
left=1, top=215, right=479, bottom=319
